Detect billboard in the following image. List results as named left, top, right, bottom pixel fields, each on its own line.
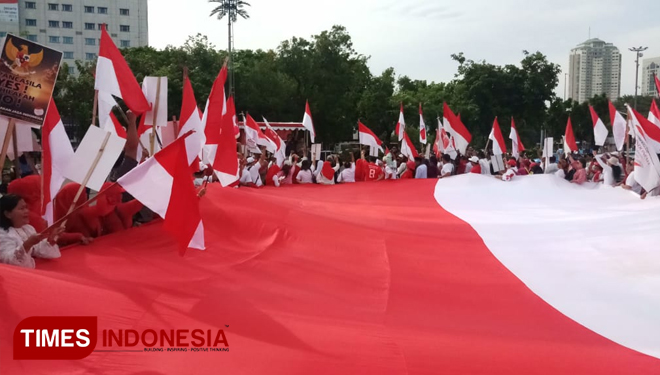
left=0, top=0, right=18, bottom=23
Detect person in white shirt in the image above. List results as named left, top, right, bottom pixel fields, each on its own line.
left=497, top=159, right=518, bottom=182
left=0, top=194, right=62, bottom=269
left=239, top=157, right=254, bottom=186
left=338, top=153, right=356, bottom=183
left=397, top=155, right=408, bottom=177
left=622, top=171, right=643, bottom=195
left=544, top=156, right=559, bottom=174
left=317, top=156, right=340, bottom=185
left=439, top=154, right=454, bottom=178
left=296, top=160, right=315, bottom=184
left=478, top=152, right=491, bottom=175
left=593, top=152, right=623, bottom=187
left=414, top=157, right=428, bottom=179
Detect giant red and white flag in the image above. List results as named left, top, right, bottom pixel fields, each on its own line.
left=609, top=100, right=627, bottom=151
left=589, top=106, right=608, bottom=147
left=395, top=103, right=405, bottom=141
left=488, top=117, right=506, bottom=156
left=419, top=104, right=427, bottom=145
left=302, top=100, right=316, bottom=143
left=358, top=121, right=383, bottom=153
left=95, top=25, right=150, bottom=114
left=400, top=131, right=419, bottom=161
left=41, top=99, right=74, bottom=225
left=443, top=103, right=471, bottom=154
left=178, top=73, right=204, bottom=170
left=118, top=134, right=203, bottom=253
left=245, top=114, right=276, bottom=153
left=564, top=117, right=578, bottom=153
left=263, top=117, right=286, bottom=167
left=509, top=118, right=525, bottom=159
left=627, top=105, right=660, bottom=192
left=649, top=100, right=660, bottom=130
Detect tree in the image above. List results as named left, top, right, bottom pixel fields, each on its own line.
left=209, top=0, right=251, bottom=95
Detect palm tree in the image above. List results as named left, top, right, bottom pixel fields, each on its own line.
left=209, top=0, right=251, bottom=95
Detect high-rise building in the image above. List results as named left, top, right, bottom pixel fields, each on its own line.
left=0, top=0, right=148, bottom=75
left=568, top=38, right=622, bottom=103
left=641, top=56, right=660, bottom=97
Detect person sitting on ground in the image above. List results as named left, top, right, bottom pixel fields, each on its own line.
left=95, top=182, right=144, bottom=235
left=273, top=164, right=294, bottom=187
left=400, top=161, right=415, bottom=179
left=593, top=151, right=623, bottom=187
left=296, top=160, right=315, bottom=184
left=517, top=158, right=531, bottom=176
left=544, top=156, right=559, bottom=174
left=414, top=157, right=427, bottom=179
left=563, top=157, right=576, bottom=182
left=355, top=150, right=368, bottom=182
left=497, top=159, right=518, bottom=182
left=338, top=153, right=356, bottom=183
left=0, top=194, right=63, bottom=268
left=622, top=168, right=643, bottom=196
left=265, top=157, right=281, bottom=187
left=317, top=155, right=340, bottom=185
left=529, top=163, right=544, bottom=175
left=383, top=152, right=398, bottom=180
left=457, top=156, right=468, bottom=175
left=477, top=151, right=491, bottom=176
left=439, top=154, right=454, bottom=179
left=569, top=156, right=587, bottom=185
left=468, top=156, right=481, bottom=174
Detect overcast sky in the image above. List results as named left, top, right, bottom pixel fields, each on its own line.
left=149, top=0, right=660, bottom=98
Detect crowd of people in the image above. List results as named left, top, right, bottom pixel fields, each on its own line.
left=1, top=110, right=656, bottom=269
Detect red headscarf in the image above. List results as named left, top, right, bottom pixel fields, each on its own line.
left=321, top=161, right=335, bottom=181
left=8, top=175, right=46, bottom=231
left=265, top=164, right=281, bottom=186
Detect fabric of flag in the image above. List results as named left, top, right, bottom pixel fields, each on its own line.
left=443, top=103, right=471, bottom=154
left=244, top=114, right=276, bottom=153
left=118, top=134, right=203, bottom=253
left=178, top=73, right=205, bottom=171
left=41, top=99, right=74, bottom=225
left=202, top=66, right=227, bottom=146
left=101, top=111, right=127, bottom=140
left=400, top=131, right=419, bottom=161
left=655, top=74, right=660, bottom=96
left=227, top=95, right=239, bottom=139
left=263, top=117, right=286, bottom=167
left=488, top=117, right=506, bottom=155
left=419, top=104, right=427, bottom=145
left=395, top=103, right=405, bottom=141
left=589, top=106, right=608, bottom=147
left=649, top=100, right=660, bottom=130
left=358, top=121, right=383, bottom=153
left=3, top=176, right=660, bottom=374
left=94, top=25, right=150, bottom=114
left=636, top=103, right=660, bottom=153
left=97, top=90, right=117, bottom=128
left=509, top=118, right=525, bottom=159
left=564, top=117, right=578, bottom=153
left=608, top=100, right=627, bottom=151
left=302, top=100, right=316, bottom=143
left=627, top=105, right=660, bottom=192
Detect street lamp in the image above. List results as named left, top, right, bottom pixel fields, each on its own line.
left=629, top=46, right=648, bottom=110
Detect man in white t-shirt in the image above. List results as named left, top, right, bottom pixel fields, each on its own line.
left=439, top=154, right=454, bottom=178
left=478, top=152, right=491, bottom=175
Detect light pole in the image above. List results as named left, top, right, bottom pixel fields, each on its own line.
left=564, top=73, right=568, bottom=101
left=629, top=46, right=648, bottom=110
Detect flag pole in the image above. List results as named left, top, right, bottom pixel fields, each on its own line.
left=11, top=124, right=20, bottom=179
left=91, top=90, right=98, bottom=127
left=149, top=77, right=162, bottom=156
left=59, top=132, right=112, bottom=230
left=172, top=115, right=179, bottom=137
left=0, top=118, right=15, bottom=175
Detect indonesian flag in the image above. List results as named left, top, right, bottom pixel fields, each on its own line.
left=178, top=73, right=205, bottom=171
left=97, top=90, right=117, bottom=127
left=509, top=118, right=525, bottom=159
left=649, top=100, right=660, bottom=130
left=245, top=114, right=276, bottom=153
left=635, top=103, right=660, bottom=153
left=564, top=117, right=578, bottom=153
left=400, top=131, right=419, bottom=161
left=419, top=104, right=427, bottom=144
left=443, top=103, right=471, bottom=154
left=589, top=106, right=608, bottom=147
left=101, top=111, right=127, bottom=139
left=627, top=105, right=660, bottom=192
left=227, top=95, right=239, bottom=139
left=655, top=74, right=660, bottom=96
left=302, top=100, right=315, bottom=143
left=608, top=100, right=627, bottom=151
left=263, top=117, right=286, bottom=167
left=118, top=134, right=204, bottom=253
left=41, top=99, right=74, bottom=225
left=95, top=25, right=150, bottom=114
left=201, top=66, right=239, bottom=187
left=358, top=121, right=383, bottom=153
left=488, top=117, right=506, bottom=156
left=395, top=103, right=405, bottom=141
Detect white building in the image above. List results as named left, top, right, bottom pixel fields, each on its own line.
left=0, top=0, right=148, bottom=75
left=568, top=38, right=621, bottom=103
left=641, top=56, right=660, bottom=97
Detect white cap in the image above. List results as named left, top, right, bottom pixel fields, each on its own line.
left=247, top=157, right=255, bottom=164
left=469, top=156, right=479, bottom=163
